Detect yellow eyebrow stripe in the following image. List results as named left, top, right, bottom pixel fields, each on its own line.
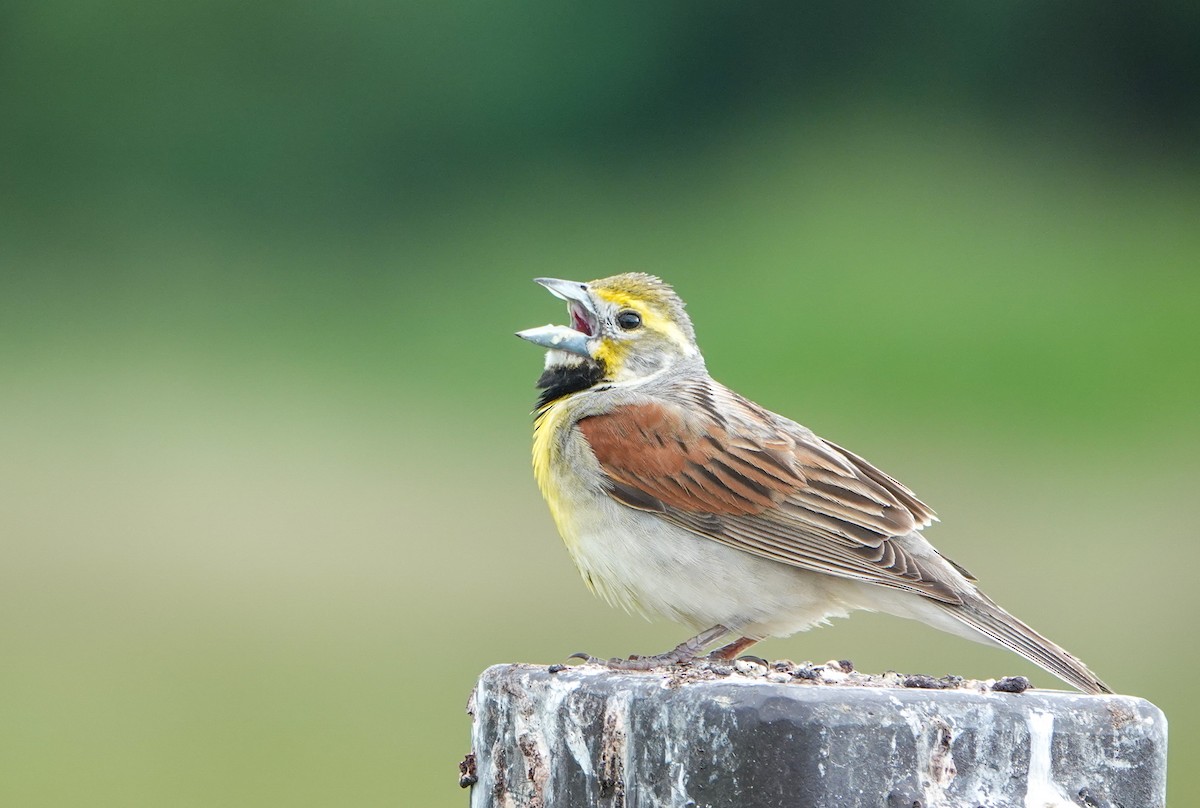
left=592, top=289, right=690, bottom=352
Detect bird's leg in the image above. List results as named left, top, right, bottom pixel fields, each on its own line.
left=705, top=636, right=760, bottom=661
left=571, top=625, right=729, bottom=670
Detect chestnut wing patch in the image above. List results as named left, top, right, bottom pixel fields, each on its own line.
left=577, top=402, right=798, bottom=516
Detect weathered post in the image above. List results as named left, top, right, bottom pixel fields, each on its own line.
left=463, top=661, right=1166, bottom=807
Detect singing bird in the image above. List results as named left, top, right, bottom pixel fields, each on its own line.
left=517, top=273, right=1110, bottom=694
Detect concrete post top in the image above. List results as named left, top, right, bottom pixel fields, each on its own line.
left=476, top=656, right=1157, bottom=696
left=466, top=662, right=1167, bottom=808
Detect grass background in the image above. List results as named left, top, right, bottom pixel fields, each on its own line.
left=1, top=4, right=1196, bottom=805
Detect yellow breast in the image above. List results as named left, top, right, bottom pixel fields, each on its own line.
left=532, top=400, right=574, bottom=548
left=534, top=399, right=614, bottom=598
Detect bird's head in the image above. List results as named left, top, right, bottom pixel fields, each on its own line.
left=517, top=273, right=700, bottom=387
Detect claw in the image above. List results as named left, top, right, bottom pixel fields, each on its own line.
left=568, top=652, right=603, bottom=665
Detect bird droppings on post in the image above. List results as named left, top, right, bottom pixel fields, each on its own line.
left=903, top=674, right=952, bottom=690
left=991, top=675, right=1031, bottom=694
left=732, top=659, right=766, bottom=677
left=465, top=663, right=1167, bottom=807
left=543, top=657, right=1046, bottom=693
left=792, top=664, right=820, bottom=681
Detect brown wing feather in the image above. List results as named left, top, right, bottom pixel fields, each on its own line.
left=577, top=402, right=788, bottom=516
left=577, top=391, right=963, bottom=604
left=823, top=439, right=938, bottom=529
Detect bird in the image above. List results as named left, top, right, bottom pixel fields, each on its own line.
left=516, top=272, right=1111, bottom=694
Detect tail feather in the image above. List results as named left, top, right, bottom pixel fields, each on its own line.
left=940, top=594, right=1112, bottom=695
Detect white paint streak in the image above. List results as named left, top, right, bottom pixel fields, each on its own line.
left=544, top=676, right=596, bottom=782
left=957, top=699, right=1008, bottom=807
left=1024, top=711, right=1074, bottom=808
left=468, top=676, right=490, bottom=808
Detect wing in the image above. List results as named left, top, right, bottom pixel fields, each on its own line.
left=576, top=385, right=966, bottom=604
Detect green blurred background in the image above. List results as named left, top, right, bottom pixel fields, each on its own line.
left=2, top=3, right=1197, bottom=805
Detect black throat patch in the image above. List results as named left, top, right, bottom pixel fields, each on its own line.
left=535, top=361, right=605, bottom=410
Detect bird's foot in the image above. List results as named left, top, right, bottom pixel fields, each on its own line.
left=568, top=625, right=730, bottom=671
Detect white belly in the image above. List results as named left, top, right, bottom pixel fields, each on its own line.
left=550, top=479, right=872, bottom=639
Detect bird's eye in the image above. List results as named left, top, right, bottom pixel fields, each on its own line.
left=616, top=310, right=642, bottom=330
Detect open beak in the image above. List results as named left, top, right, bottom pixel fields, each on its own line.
left=515, top=278, right=598, bottom=359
